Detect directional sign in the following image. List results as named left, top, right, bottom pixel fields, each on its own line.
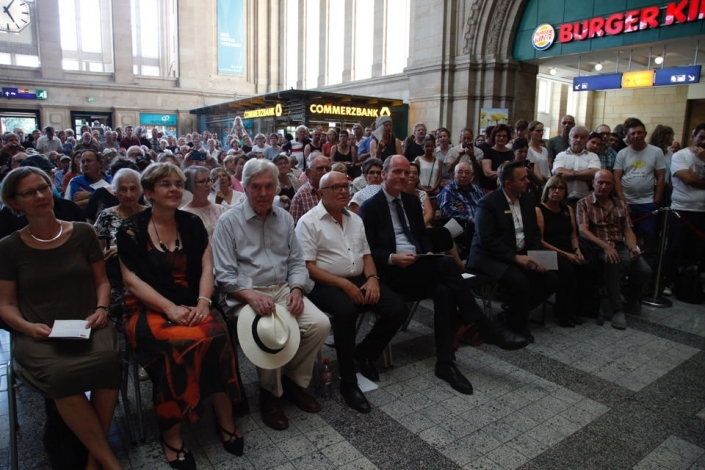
left=36, top=89, right=47, bottom=100
left=572, top=74, right=623, bottom=92
left=2, top=87, right=18, bottom=98
left=654, top=65, right=701, bottom=87
left=2, top=87, right=47, bottom=100
left=622, top=70, right=654, bottom=88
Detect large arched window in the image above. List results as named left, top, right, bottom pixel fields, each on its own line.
left=59, top=0, right=113, bottom=72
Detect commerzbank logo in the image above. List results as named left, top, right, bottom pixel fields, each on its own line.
left=243, top=103, right=283, bottom=119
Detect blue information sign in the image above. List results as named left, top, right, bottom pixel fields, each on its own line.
left=140, top=113, right=178, bottom=126
left=572, top=74, right=623, bottom=92
left=217, top=0, right=245, bottom=75
left=654, top=65, right=701, bottom=87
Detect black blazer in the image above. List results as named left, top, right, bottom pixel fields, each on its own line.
left=358, top=189, right=433, bottom=274
left=468, top=187, right=543, bottom=280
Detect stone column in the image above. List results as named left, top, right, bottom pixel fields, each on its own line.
left=342, top=0, right=354, bottom=82
left=317, top=0, right=329, bottom=87
left=111, top=0, right=134, bottom=84
left=36, top=0, right=63, bottom=80
left=296, top=0, right=306, bottom=89
left=371, top=0, right=386, bottom=77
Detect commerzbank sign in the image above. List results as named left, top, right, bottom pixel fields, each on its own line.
left=309, top=104, right=391, bottom=118
left=243, top=103, right=283, bottom=119
left=532, top=0, right=705, bottom=50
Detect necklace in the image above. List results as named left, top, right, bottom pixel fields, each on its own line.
left=27, top=221, right=63, bottom=243
left=151, top=218, right=180, bottom=252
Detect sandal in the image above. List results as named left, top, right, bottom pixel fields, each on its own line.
left=160, top=436, right=196, bottom=470
left=214, top=419, right=244, bottom=456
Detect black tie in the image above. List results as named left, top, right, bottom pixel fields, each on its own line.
left=394, top=199, right=422, bottom=253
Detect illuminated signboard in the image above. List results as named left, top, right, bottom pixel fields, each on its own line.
left=573, top=74, right=623, bottom=92
left=2, top=87, right=47, bottom=100
left=243, top=103, right=283, bottom=119
left=654, top=65, right=702, bottom=86
left=309, top=104, right=392, bottom=118
left=533, top=0, right=705, bottom=49
left=622, top=70, right=655, bottom=88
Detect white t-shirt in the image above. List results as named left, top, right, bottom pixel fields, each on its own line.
left=671, top=148, right=705, bottom=212
left=528, top=146, right=551, bottom=178
left=552, top=149, right=601, bottom=199
left=614, top=144, right=665, bottom=204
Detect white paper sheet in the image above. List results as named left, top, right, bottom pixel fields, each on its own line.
left=443, top=218, right=465, bottom=239
left=527, top=250, right=559, bottom=270
left=48, top=320, right=91, bottom=339
left=356, top=373, right=379, bottom=392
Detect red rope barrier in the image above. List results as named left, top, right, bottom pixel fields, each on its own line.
left=673, top=210, right=705, bottom=240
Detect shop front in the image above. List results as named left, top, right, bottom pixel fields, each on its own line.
left=514, top=0, right=705, bottom=142
left=190, top=89, right=408, bottom=142
left=140, top=113, right=178, bottom=137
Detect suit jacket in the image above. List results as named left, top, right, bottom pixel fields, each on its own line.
left=358, top=188, right=433, bottom=275
left=468, top=187, right=543, bottom=280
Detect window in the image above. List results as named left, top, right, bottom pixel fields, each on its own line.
left=353, top=0, right=373, bottom=80
left=131, top=0, right=179, bottom=77
left=326, top=1, right=344, bottom=85
left=537, top=79, right=552, bottom=114
left=305, top=0, right=320, bottom=88
left=385, top=0, right=409, bottom=75
left=58, top=0, right=114, bottom=72
left=0, top=0, right=40, bottom=68
left=285, top=0, right=299, bottom=89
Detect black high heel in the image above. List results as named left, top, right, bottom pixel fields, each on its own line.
left=214, top=419, right=244, bottom=456
left=161, top=437, right=196, bottom=470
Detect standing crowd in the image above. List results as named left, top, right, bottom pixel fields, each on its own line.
left=0, top=111, right=702, bottom=469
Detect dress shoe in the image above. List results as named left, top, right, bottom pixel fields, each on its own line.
left=282, top=376, right=321, bottom=413
left=161, top=437, right=196, bottom=470
left=214, top=419, right=244, bottom=457
left=571, top=315, right=583, bottom=325
left=340, top=382, right=371, bottom=413
left=611, top=311, right=627, bottom=330
left=478, top=320, right=529, bottom=350
left=435, top=363, right=473, bottom=395
left=355, top=357, right=380, bottom=382
left=454, top=323, right=483, bottom=351
left=259, top=388, right=289, bottom=430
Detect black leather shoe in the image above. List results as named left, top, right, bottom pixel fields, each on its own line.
left=340, top=383, right=371, bottom=413
left=435, top=363, right=473, bottom=395
left=478, top=320, right=529, bottom=350
left=356, top=357, right=380, bottom=382
left=520, top=329, right=535, bottom=343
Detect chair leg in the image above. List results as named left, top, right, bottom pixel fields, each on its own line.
left=400, top=301, right=420, bottom=331
left=119, top=352, right=137, bottom=445
left=130, top=353, right=145, bottom=442
left=8, top=361, right=18, bottom=470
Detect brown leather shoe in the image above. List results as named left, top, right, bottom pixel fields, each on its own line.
left=259, top=388, right=289, bottom=430
left=282, top=376, right=321, bottom=413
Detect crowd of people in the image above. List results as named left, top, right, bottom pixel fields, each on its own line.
left=0, top=111, right=702, bottom=469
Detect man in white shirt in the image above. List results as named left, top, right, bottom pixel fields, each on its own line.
left=35, top=126, right=62, bottom=154
left=296, top=171, right=407, bottom=413
left=552, top=126, right=601, bottom=206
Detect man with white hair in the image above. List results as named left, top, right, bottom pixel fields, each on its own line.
left=289, top=153, right=331, bottom=224
left=212, top=159, right=330, bottom=431
left=552, top=125, right=601, bottom=207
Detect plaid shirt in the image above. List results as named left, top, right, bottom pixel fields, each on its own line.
left=289, top=182, right=320, bottom=224
left=599, top=148, right=617, bottom=172
left=577, top=192, right=633, bottom=246
left=438, top=180, right=485, bottom=223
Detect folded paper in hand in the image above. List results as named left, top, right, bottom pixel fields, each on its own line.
left=527, top=250, right=558, bottom=270
left=49, top=320, right=91, bottom=339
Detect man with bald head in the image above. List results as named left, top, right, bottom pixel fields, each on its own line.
left=359, top=156, right=528, bottom=395
left=577, top=170, right=652, bottom=329
left=289, top=153, right=331, bottom=224
left=553, top=126, right=601, bottom=206
left=547, top=115, right=575, bottom=158
left=296, top=171, right=407, bottom=413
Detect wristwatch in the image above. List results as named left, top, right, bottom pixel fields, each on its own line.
left=367, top=274, right=380, bottom=280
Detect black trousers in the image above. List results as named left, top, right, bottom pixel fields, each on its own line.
left=498, top=264, right=558, bottom=331
left=307, top=275, right=407, bottom=385
left=382, top=255, right=484, bottom=364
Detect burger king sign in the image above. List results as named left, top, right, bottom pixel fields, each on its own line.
left=532, top=24, right=555, bottom=51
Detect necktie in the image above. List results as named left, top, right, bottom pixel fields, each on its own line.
left=394, top=199, right=422, bottom=253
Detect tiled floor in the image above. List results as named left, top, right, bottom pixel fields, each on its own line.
left=1, top=294, right=704, bottom=470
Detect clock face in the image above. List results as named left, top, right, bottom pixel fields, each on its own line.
left=0, top=1, right=31, bottom=33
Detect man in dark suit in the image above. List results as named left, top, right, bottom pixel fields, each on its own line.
left=359, top=155, right=528, bottom=395
left=468, top=160, right=559, bottom=342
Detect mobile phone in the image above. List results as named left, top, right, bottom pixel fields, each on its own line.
left=191, top=151, right=206, bottom=161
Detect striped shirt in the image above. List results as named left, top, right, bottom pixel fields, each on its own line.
left=576, top=192, right=632, bottom=246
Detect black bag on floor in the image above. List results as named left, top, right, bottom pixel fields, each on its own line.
left=674, top=264, right=704, bottom=304
left=43, top=398, right=89, bottom=470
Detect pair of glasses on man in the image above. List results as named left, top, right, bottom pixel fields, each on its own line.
left=320, top=184, right=352, bottom=193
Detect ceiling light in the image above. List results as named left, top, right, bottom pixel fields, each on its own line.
left=549, top=67, right=557, bottom=76
left=594, top=62, right=603, bottom=71
left=654, top=55, right=664, bottom=65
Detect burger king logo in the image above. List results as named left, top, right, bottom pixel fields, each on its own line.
left=532, top=24, right=555, bottom=51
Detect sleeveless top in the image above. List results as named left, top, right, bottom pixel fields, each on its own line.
left=538, top=204, right=573, bottom=252
left=333, top=147, right=352, bottom=163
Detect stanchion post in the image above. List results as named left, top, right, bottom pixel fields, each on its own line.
left=643, top=207, right=673, bottom=308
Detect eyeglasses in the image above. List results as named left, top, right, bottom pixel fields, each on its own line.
left=14, top=183, right=52, bottom=199
left=548, top=186, right=566, bottom=191
left=156, top=180, right=184, bottom=189
left=320, top=184, right=352, bottom=193
left=195, top=179, right=211, bottom=185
